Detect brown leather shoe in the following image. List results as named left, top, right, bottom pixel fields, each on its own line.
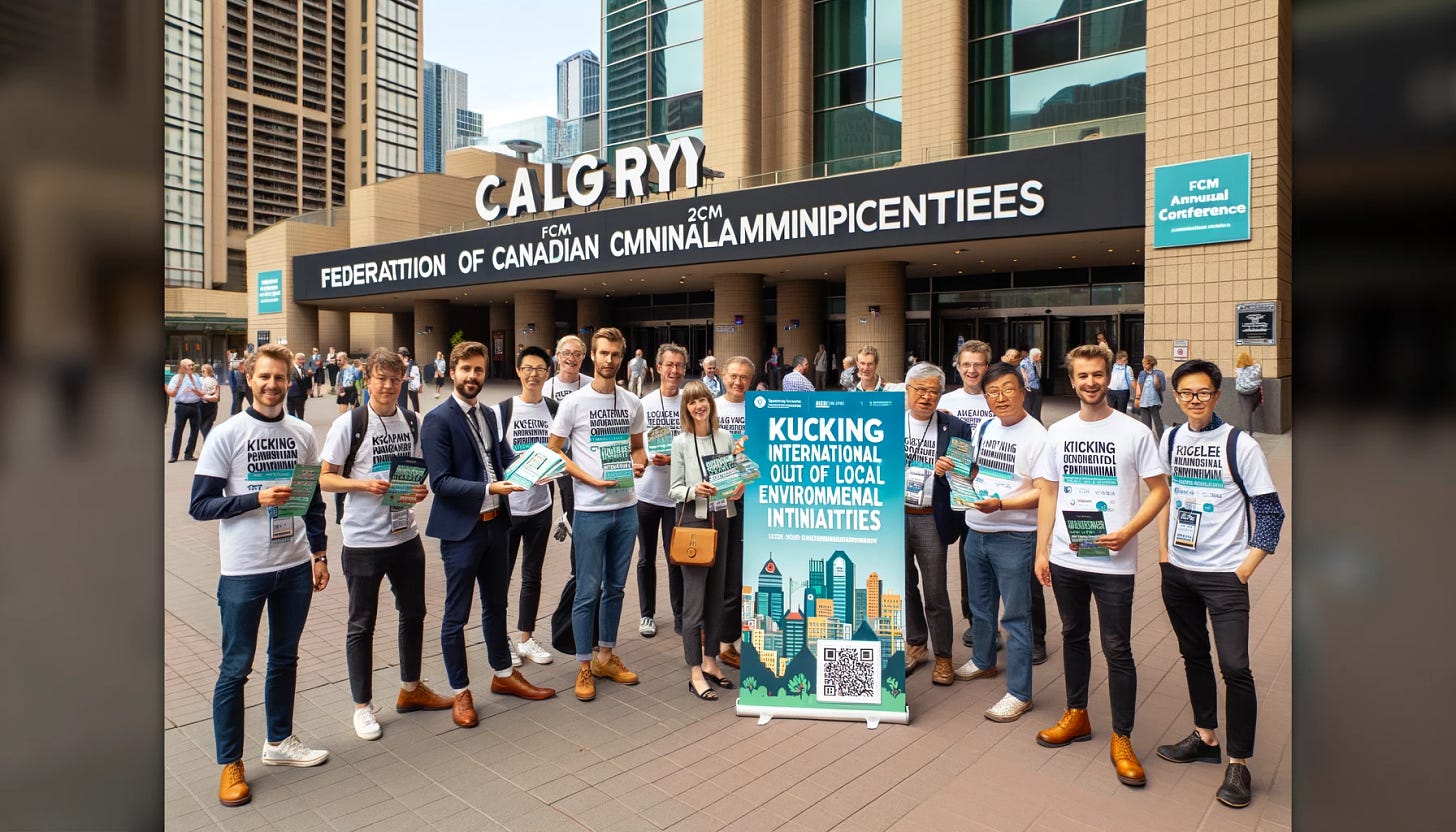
left=718, top=644, right=741, bottom=669
left=218, top=761, right=251, bottom=807
left=574, top=663, right=596, bottom=701
left=591, top=653, right=640, bottom=685
left=396, top=681, right=454, bottom=712
left=931, top=657, right=955, bottom=686
left=1110, top=733, right=1147, bottom=787
left=490, top=669, right=557, bottom=701
left=904, top=643, right=929, bottom=675
left=451, top=690, right=478, bottom=728
left=1036, top=707, right=1093, bottom=748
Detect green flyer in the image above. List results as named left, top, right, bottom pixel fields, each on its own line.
left=275, top=463, right=321, bottom=518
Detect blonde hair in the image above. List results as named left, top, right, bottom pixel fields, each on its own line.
left=1236, top=351, right=1255, bottom=369
left=1065, top=344, right=1113, bottom=376
left=678, top=380, right=719, bottom=433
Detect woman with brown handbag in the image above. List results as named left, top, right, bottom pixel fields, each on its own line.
left=669, top=380, right=743, bottom=701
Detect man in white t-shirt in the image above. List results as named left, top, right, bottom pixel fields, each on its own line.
left=1153, top=360, right=1285, bottom=810
left=635, top=343, right=688, bottom=637
left=1107, top=350, right=1136, bottom=414
left=627, top=349, right=648, bottom=396
left=549, top=327, right=649, bottom=701
left=852, top=345, right=888, bottom=392
left=712, top=355, right=754, bottom=668
left=320, top=348, right=451, bottom=741
left=493, top=346, right=561, bottom=667
left=188, top=344, right=331, bottom=807
left=1032, top=344, right=1168, bottom=788
left=955, top=362, right=1048, bottom=724
left=544, top=334, right=590, bottom=536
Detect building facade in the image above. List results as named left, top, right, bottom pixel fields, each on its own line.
left=243, top=0, right=1292, bottom=432
left=424, top=61, right=483, bottom=173
left=557, top=49, right=602, bottom=158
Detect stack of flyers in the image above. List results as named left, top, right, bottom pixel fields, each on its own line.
left=381, top=457, right=428, bottom=507
left=1063, top=510, right=1110, bottom=557
left=647, top=426, right=673, bottom=456
left=275, top=463, right=321, bottom=518
left=735, top=453, right=760, bottom=482
left=503, top=443, right=567, bottom=489
left=704, top=453, right=743, bottom=494
left=947, top=437, right=980, bottom=508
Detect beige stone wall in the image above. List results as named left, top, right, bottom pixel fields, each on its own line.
left=317, top=309, right=350, bottom=353
left=514, top=290, right=555, bottom=354
left=348, top=174, right=482, bottom=245
left=760, top=0, right=812, bottom=176
left=412, top=300, right=450, bottom=365
left=901, top=0, right=969, bottom=163
left=245, top=219, right=350, bottom=351
left=164, top=287, right=248, bottom=320
left=347, top=313, right=395, bottom=356
left=1144, top=0, right=1291, bottom=393
left=488, top=303, right=514, bottom=376
left=711, top=274, right=765, bottom=366
left=775, top=279, right=825, bottom=370
left=703, top=0, right=762, bottom=181
left=845, top=262, right=906, bottom=383
left=576, top=298, right=609, bottom=335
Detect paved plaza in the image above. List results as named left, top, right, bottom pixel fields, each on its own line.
left=164, top=384, right=1292, bottom=832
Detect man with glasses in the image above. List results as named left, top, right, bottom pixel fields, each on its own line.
left=1153, top=360, right=1284, bottom=809
left=712, top=356, right=754, bottom=668
left=1032, top=344, right=1167, bottom=788
left=939, top=341, right=999, bottom=651
left=320, top=348, right=452, bottom=741
left=956, top=362, right=1048, bottom=722
left=545, top=335, right=590, bottom=534
left=492, top=346, right=563, bottom=667
left=636, top=343, right=689, bottom=637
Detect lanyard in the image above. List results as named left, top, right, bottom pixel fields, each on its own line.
left=692, top=428, right=720, bottom=480
left=465, top=405, right=491, bottom=473
left=904, top=413, right=935, bottom=466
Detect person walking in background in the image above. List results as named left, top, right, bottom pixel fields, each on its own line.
left=1137, top=355, right=1167, bottom=441
left=434, top=351, right=448, bottom=399
left=669, top=380, right=740, bottom=701
left=813, top=344, right=829, bottom=389
left=229, top=358, right=249, bottom=416
left=309, top=348, right=324, bottom=398
left=1018, top=348, right=1043, bottom=421
left=325, top=347, right=339, bottom=393
left=167, top=358, right=205, bottom=462
left=765, top=346, right=781, bottom=389
left=782, top=355, right=815, bottom=391
left=197, top=363, right=221, bottom=442
left=1108, top=350, right=1136, bottom=415
left=398, top=348, right=422, bottom=412
left=1234, top=352, right=1264, bottom=436
left=700, top=356, right=724, bottom=397
left=287, top=353, right=310, bottom=420
left=839, top=355, right=856, bottom=390
left=627, top=349, right=648, bottom=396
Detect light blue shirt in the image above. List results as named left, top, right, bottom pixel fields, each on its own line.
left=1019, top=357, right=1040, bottom=390
left=169, top=372, right=204, bottom=404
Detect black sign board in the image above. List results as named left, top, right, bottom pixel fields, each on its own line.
left=1235, top=302, right=1277, bottom=345
left=256, top=330, right=271, bottom=347
left=293, top=136, right=1144, bottom=303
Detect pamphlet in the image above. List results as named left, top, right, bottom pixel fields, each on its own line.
left=381, top=456, right=428, bottom=508
left=947, top=437, right=979, bottom=508
left=503, top=443, right=567, bottom=489
left=647, top=426, right=673, bottom=456
left=735, top=453, right=760, bottom=482
left=704, top=453, right=743, bottom=495
left=596, top=439, right=636, bottom=489
left=275, top=463, right=321, bottom=518
left=1063, top=510, right=1110, bottom=557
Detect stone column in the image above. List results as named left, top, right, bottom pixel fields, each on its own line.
left=901, top=0, right=969, bottom=163
left=576, top=297, right=609, bottom=336
left=760, top=0, right=811, bottom=175
left=703, top=0, right=762, bottom=182
left=845, top=262, right=907, bottom=383
left=514, top=289, right=555, bottom=355
left=412, top=300, right=449, bottom=368
left=317, top=309, right=350, bottom=355
left=488, top=302, right=515, bottom=379
left=774, top=279, right=825, bottom=375
left=711, top=273, right=764, bottom=369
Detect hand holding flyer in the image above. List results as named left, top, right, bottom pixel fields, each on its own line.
left=503, top=443, right=568, bottom=489
left=381, top=457, right=428, bottom=507
left=275, top=463, right=321, bottom=518
left=947, top=437, right=980, bottom=509
left=647, top=426, right=673, bottom=456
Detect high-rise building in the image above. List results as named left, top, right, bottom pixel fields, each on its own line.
left=783, top=610, right=806, bottom=661
left=165, top=0, right=424, bottom=361
left=865, top=571, right=882, bottom=620
left=827, top=551, right=855, bottom=628
left=854, top=589, right=867, bottom=628
left=557, top=49, right=601, bottom=158
left=423, top=61, right=483, bottom=173
left=755, top=555, right=785, bottom=624
left=600, top=0, right=703, bottom=153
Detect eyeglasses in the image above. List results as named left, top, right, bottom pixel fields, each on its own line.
left=1175, top=390, right=1216, bottom=402
left=985, top=387, right=1020, bottom=400
left=659, top=362, right=685, bottom=371
left=906, top=385, right=942, bottom=398
left=959, top=361, right=988, bottom=370
left=558, top=350, right=583, bottom=358
left=725, top=374, right=752, bottom=382
left=518, top=366, right=550, bottom=376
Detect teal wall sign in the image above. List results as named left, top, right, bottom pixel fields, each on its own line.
left=1153, top=153, right=1251, bottom=248
left=257, top=269, right=283, bottom=314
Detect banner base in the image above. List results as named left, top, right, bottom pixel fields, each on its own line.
left=737, top=704, right=909, bottom=729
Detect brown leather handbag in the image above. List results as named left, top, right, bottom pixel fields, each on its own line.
left=669, top=505, right=717, bottom=566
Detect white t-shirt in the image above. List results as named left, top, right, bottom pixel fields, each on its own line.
left=543, top=374, right=587, bottom=403
left=551, top=385, right=646, bottom=512
left=1035, top=410, right=1166, bottom=575
left=904, top=413, right=938, bottom=508
left=628, top=356, right=646, bottom=379
left=1108, top=362, right=1135, bottom=391
left=1162, top=423, right=1277, bottom=572
left=639, top=389, right=683, bottom=508
left=496, top=396, right=555, bottom=517
left=320, top=406, right=422, bottom=548
left=940, top=389, right=993, bottom=436
left=715, top=395, right=746, bottom=441
left=196, top=411, right=319, bottom=576
left=967, top=415, right=1047, bottom=533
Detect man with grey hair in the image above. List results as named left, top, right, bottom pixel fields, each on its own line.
left=166, top=357, right=205, bottom=462
left=636, top=343, right=689, bottom=636
left=782, top=354, right=815, bottom=391
left=713, top=356, right=754, bottom=668
left=901, top=362, right=977, bottom=685
left=1019, top=348, right=1044, bottom=421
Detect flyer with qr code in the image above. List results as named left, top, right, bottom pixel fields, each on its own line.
left=736, top=391, right=908, bottom=727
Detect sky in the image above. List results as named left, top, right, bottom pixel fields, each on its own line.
left=423, top=0, right=602, bottom=127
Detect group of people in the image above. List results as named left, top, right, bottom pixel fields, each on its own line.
left=894, top=339, right=1283, bottom=808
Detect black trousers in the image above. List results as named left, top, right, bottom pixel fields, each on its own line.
left=286, top=395, right=306, bottom=420
left=1108, top=389, right=1131, bottom=414
left=229, top=387, right=248, bottom=415
left=405, top=388, right=420, bottom=412
left=341, top=536, right=426, bottom=704
left=1051, top=563, right=1137, bottom=735
left=507, top=508, right=552, bottom=633
left=199, top=402, right=219, bottom=438
left=678, top=511, right=728, bottom=666
left=171, top=402, right=201, bottom=459
left=720, top=499, right=745, bottom=643
left=1160, top=562, right=1257, bottom=758
left=1025, top=388, right=1043, bottom=421
left=636, top=501, right=682, bottom=621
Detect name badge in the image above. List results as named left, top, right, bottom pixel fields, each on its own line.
left=1173, top=508, right=1202, bottom=550
left=268, top=508, right=295, bottom=543
left=904, top=466, right=931, bottom=507
left=389, top=506, right=411, bottom=534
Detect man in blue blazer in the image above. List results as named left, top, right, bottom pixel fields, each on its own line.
left=421, top=341, right=556, bottom=728
left=901, top=362, right=976, bottom=687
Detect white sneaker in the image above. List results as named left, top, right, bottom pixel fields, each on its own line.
left=508, top=637, right=522, bottom=668
left=260, top=735, right=329, bottom=767
left=353, top=706, right=382, bottom=740
left=954, top=658, right=999, bottom=681
left=639, top=617, right=657, bottom=638
left=517, top=636, right=553, bottom=665
left=984, top=693, right=1033, bottom=723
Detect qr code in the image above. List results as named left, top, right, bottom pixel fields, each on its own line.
left=816, top=639, right=881, bottom=704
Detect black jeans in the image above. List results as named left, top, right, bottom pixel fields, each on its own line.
left=1025, top=388, right=1043, bottom=421
left=287, top=395, right=306, bottom=420
left=636, top=501, right=682, bottom=621
left=1051, top=563, right=1137, bottom=735
left=170, top=401, right=201, bottom=458
left=1030, top=571, right=1047, bottom=647
left=507, top=508, right=552, bottom=633
left=720, top=500, right=745, bottom=644
left=405, top=388, right=420, bottom=412
left=199, top=401, right=219, bottom=438
left=341, top=537, right=427, bottom=705
left=1108, top=389, right=1131, bottom=414
left=1160, top=562, right=1257, bottom=758
left=678, top=511, right=728, bottom=666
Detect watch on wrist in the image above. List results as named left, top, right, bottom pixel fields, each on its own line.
left=313, top=556, right=327, bottom=564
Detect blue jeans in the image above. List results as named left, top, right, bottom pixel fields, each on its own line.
left=964, top=529, right=1036, bottom=702
left=571, top=505, right=638, bottom=660
left=213, top=561, right=313, bottom=764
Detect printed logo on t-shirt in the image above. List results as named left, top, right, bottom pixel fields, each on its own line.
left=246, top=436, right=299, bottom=483
left=1059, top=439, right=1118, bottom=510
left=510, top=417, right=552, bottom=451
left=369, top=429, right=415, bottom=474
left=1170, top=442, right=1225, bottom=488
left=719, top=413, right=745, bottom=437
left=974, top=438, right=1017, bottom=482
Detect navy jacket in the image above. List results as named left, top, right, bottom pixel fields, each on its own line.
left=930, top=411, right=976, bottom=546
left=421, top=398, right=515, bottom=542
left=287, top=363, right=310, bottom=401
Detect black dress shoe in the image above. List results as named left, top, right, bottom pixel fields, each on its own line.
left=167, top=458, right=178, bottom=463
left=1215, top=761, right=1252, bottom=808
left=1031, top=642, right=1048, bottom=665
left=962, top=625, right=974, bottom=648
left=1156, top=731, right=1222, bottom=765
left=184, top=455, right=197, bottom=461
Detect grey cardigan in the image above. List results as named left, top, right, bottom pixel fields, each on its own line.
left=668, top=428, right=739, bottom=520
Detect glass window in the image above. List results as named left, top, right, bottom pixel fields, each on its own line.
left=606, top=16, right=647, bottom=63
left=873, top=59, right=901, bottom=100
left=606, top=104, right=647, bottom=145
left=815, top=0, right=872, bottom=74
left=1012, top=19, right=1078, bottom=72
left=874, top=0, right=902, bottom=61
left=605, top=54, right=647, bottom=109
left=815, top=67, right=868, bottom=109
left=650, top=91, right=702, bottom=133
left=1081, top=2, right=1145, bottom=58
left=970, top=34, right=1011, bottom=77
left=651, top=1, right=702, bottom=49
left=972, top=48, right=1144, bottom=137
left=651, top=40, right=703, bottom=99
left=606, top=0, right=643, bottom=16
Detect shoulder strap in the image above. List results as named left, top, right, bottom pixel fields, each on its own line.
left=544, top=396, right=558, bottom=417
left=1225, top=426, right=1254, bottom=542
left=342, top=405, right=370, bottom=478
left=497, top=396, right=513, bottom=433
left=975, top=417, right=993, bottom=459
left=403, top=408, right=418, bottom=444
left=1164, top=423, right=1181, bottom=468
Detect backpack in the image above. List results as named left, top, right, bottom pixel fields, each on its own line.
left=1165, top=424, right=1253, bottom=543
left=1235, top=365, right=1262, bottom=394
left=342, top=405, right=419, bottom=478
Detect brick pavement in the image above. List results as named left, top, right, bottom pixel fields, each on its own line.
left=164, top=385, right=1291, bottom=832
